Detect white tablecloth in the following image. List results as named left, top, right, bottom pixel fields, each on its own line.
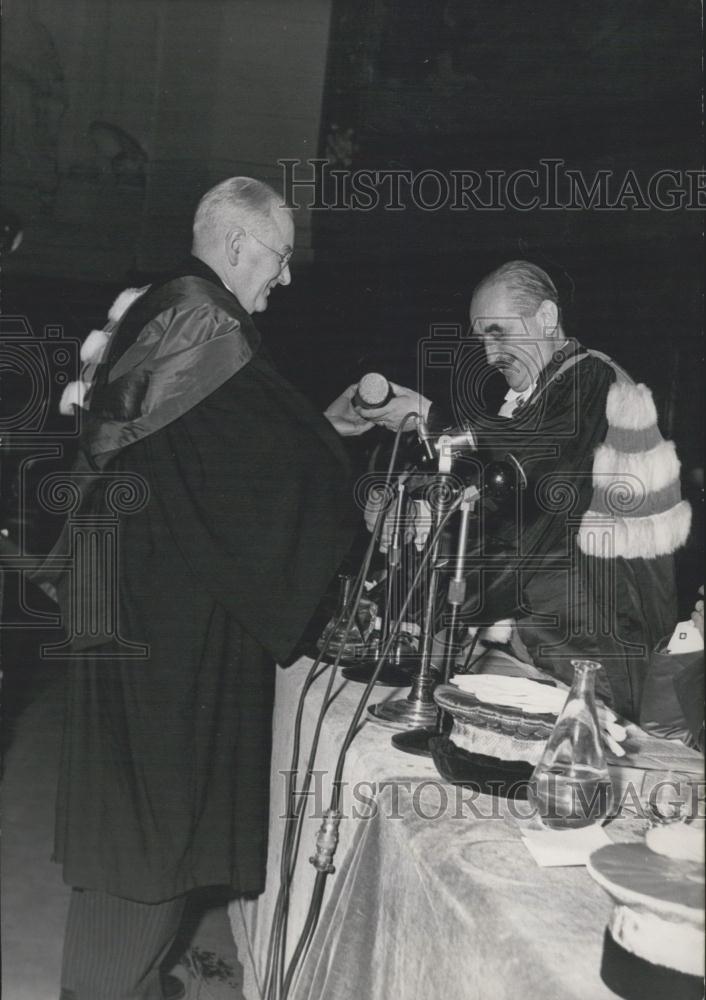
left=229, top=658, right=703, bottom=1000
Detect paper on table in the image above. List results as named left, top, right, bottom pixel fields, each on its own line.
left=607, top=728, right=705, bottom=774
left=522, top=825, right=611, bottom=867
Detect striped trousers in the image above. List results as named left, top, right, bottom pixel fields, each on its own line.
left=59, top=888, right=186, bottom=1000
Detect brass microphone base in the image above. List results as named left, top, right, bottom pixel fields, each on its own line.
left=367, top=695, right=439, bottom=731
left=367, top=659, right=441, bottom=730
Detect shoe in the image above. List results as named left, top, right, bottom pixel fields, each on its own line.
left=162, top=973, right=186, bottom=1000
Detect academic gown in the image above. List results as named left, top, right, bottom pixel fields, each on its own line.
left=49, top=260, right=355, bottom=902
left=431, top=340, right=677, bottom=717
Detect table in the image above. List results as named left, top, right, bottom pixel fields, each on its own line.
left=229, top=658, right=704, bottom=1000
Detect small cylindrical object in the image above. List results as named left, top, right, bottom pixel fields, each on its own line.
left=336, top=574, right=352, bottom=613
left=353, top=372, right=394, bottom=409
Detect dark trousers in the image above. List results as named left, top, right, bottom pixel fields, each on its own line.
left=59, top=888, right=186, bottom=1000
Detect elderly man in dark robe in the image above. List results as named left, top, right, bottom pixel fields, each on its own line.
left=358, top=261, right=690, bottom=719
left=45, top=177, right=370, bottom=1000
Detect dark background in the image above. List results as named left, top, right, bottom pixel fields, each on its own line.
left=2, top=0, right=704, bottom=601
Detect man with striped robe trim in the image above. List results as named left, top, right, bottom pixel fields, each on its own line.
left=356, top=261, right=690, bottom=718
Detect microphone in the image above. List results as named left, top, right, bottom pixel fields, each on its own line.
left=435, top=426, right=477, bottom=472
left=483, top=452, right=527, bottom=503
left=353, top=372, right=394, bottom=409
left=417, top=421, right=525, bottom=505
left=414, top=414, right=436, bottom=462
left=414, top=419, right=477, bottom=467
left=406, top=451, right=526, bottom=511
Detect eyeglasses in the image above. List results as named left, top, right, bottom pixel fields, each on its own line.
left=245, top=231, right=293, bottom=273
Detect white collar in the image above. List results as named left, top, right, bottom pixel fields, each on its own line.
left=497, top=340, right=568, bottom=418
left=498, top=382, right=535, bottom=417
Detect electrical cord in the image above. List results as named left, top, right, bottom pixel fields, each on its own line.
left=266, top=453, right=396, bottom=1000
left=459, top=626, right=483, bottom=674
left=330, top=500, right=460, bottom=797
left=263, top=412, right=420, bottom=1000
left=279, top=495, right=462, bottom=998
left=270, top=414, right=422, bottom=999
left=279, top=413, right=420, bottom=876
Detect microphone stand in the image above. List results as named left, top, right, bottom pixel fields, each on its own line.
left=366, top=473, right=453, bottom=730
left=391, top=449, right=527, bottom=754
left=391, top=484, right=477, bottom=754
left=343, top=479, right=416, bottom=687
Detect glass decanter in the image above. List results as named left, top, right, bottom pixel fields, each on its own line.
left=528, top=660, right=614, bottom=829
left=317, top=574, right=364, bottom=658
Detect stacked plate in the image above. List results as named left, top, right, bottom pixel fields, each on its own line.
left=433, top=674, right=626, bottom=765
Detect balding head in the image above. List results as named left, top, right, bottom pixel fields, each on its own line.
left=470, top=260, right=564, bottom=392
left=192, top=177, right=294, bottom=313
left=472, top=260, right=562, bottom=325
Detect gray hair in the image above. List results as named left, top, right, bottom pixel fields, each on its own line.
left=192, top=177, right=289, bottom=250
left=474, top=260, right=561, bottom=321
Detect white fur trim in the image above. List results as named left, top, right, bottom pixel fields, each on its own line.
left=592, top=439, right=681, bottom=494
left=483, top=619, right=514, bottom=644
left=466, top=620, right=514, bottom=644
left=609, top=905, right=704, bottom=977
left=605, top=381, right=657, bottom=431
left=80, top=329, right=111, bottom=363
left=59, top=380, right=88, bottom=415
left=578, top=500, right=692, bottom=559
left=107, top=285, right=149, bottom=323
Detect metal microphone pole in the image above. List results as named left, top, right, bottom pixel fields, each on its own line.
left=277, top=504, right=461, bottom=1000
left=380, top=481, right=404, bottom=646
left=366, top=474, right=453, bottom=730
left=343, top=478, right=415, bottom=687
left=391, top=484, right=477, bottom=754
left=388, top=449, right=527, bottom=753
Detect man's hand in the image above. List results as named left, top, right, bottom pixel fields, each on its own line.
left=324, top=384, right=375, bottom=436
left=354, top=381, right=432, bottom=432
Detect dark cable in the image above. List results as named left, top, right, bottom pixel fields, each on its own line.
left=279, top=497, right=462, bottom=997
left=264, top=412, right=420, bottom=1000
left=459, top=626, right=483, bottom=674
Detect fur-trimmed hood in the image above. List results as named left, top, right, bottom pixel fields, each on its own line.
left=578, top=372, right=691, bottom=559
left=59, top=286, right=149, bottom=415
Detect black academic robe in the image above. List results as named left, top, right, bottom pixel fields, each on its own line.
left=432, top=340, right=677, bottom=717
left=52, top=260, right=355, bottom=901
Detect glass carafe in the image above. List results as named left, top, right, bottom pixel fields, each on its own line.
left=317, top=574, right=364, bottom=658
left=528, top=660, right=614, bottom=829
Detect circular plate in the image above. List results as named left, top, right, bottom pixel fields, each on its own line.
left=450, top=675, right=566, bottom=715
left=587, top=843, right=704, bottom=921
left=433, top=684, right=556, bottom=740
